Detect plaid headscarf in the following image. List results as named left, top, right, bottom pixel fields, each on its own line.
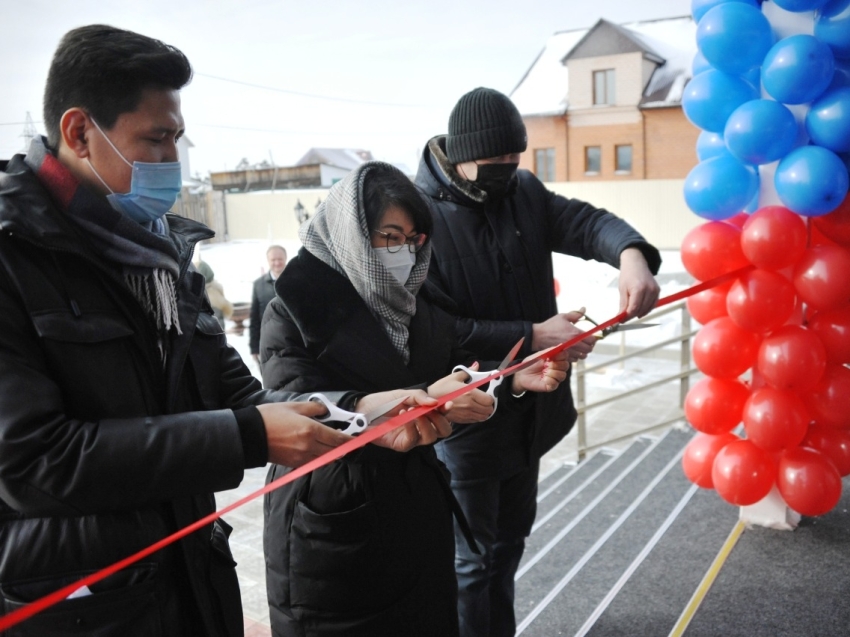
left=299, top=161, right=431, bottom=363
left=25, top=137, right=182, bottom=360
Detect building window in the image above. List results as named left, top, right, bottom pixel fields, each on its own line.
left=534, top=148, right=556, bottom=182
left=615, top=145, right=632, bottom=173
left=593, top=69, right=616, bottom=105
left=585, top=146, right=601, bottom=174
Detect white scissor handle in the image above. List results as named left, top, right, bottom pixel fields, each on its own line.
left=451, top=365, right=504, bottom=418
left=308, top=393, right=368, bottom=435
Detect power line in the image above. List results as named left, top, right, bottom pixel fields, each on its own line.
left=191, top=122, right=427, bottom=136
left=193, top=72, right=440, bottom=109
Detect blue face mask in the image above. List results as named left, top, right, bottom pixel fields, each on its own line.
left=86, top=119, right=183, bottom=224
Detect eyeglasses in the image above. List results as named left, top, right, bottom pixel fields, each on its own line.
left=372, top=229, right=428, bottom=253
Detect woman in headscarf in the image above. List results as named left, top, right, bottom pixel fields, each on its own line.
left=260, top=161, right=568, bottom=636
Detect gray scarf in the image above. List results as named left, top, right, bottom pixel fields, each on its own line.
left=299, top=161, right=431, bottom=363
left=25, top=137, right=182, bottom=362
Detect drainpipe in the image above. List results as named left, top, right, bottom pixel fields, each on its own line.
left=640, top=109, right=647, bottom=180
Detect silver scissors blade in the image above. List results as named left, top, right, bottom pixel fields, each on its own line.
left=602, top=323, right=659, bottom=336
left=498, top=337, right=525, bottom=371
left=581, top=313, right=657, bottom=338
left=363, top=395, right=408, bottom=425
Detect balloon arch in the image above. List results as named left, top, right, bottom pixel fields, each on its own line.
left=680, top=0, right=850, bottom=522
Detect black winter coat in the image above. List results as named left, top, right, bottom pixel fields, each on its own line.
left=259, top=248, right=515, bottom=637
left=415, top=137, right=662, bottom=473
left=250, top=272, right=276, bottom=355
left=0, top=155, right=310, bottom=637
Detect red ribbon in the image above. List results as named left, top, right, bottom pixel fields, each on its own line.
left=0, top=265, right=752, bottom=631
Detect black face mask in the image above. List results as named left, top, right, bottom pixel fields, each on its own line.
left=475, top=162, right=519, bottom=202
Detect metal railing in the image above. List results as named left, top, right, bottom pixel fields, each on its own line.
left=573, top=301, right=700, bottom=460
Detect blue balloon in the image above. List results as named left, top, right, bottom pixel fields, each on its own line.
left=773, top=0, right=830, bottom=10
left=692, top=50, right=712, bottom=76
left=692, top=0, right=760, bottom=23
left=815, top=0, right=850, bottom=60
left=725, top=99, right=799, bottom=164
left=829, top=59, right=850, bottom=90
left=696, top=130, right=729, bottom=160
left=697, top=3, right=773, bottom=75
left=806, top=87, right=850, bottom=153
left=775, top=146, right=850, bottom=216
left=762, top=35, right=836, bottom=104
left=683, top=69, right=761, bottom=132
left=684, top=154, right=760, bottom=219
left=743, top=66, right=762, bottom=90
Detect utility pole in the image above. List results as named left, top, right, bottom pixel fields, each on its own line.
left=20, top=112, right=38, bottom=152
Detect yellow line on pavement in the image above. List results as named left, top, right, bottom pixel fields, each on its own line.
left=668, top=520, right=746, bottom=637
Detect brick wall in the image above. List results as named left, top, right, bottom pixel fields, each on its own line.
left=522, top=106, right=701, bottom=183
left=521, top=116, right=569, bottom=182
left=567, top=119, right=645, bottom=181
left=643, top=107, right=700, bottom=179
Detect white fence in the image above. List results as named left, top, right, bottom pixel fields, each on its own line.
left=222, top=179, right=700, bottom=251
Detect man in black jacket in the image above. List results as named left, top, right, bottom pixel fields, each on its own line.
left=415, top=87, right=662, bottom=637
left=250, top=245, right=287, bottom=363
left=0, top=25, right=447, bottom=636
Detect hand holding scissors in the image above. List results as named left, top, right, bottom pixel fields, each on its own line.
left=450, top=338, right=525, bottom=418
left=308, top=393, right=408, bottom=435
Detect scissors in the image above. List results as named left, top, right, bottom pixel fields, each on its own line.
left=308, top=394, right=409, bottom=435
left=580, top=313, right=658, bottom=339
left=451, top=337, right=525, bottom=417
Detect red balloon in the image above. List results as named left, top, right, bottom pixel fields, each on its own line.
left=808, top=305, right=850, bottom=365
left=756, top=325, right=826, bottom=391
left=681, top=222, right=749, bottom=282
left=685, top=377, right=750, bottom=435
left=683, top=432, right=739, bottom=489
left=792, top=245, right=850, bottom=312
left=725, top=212, right=750, bottom=229
left=726, top=269, right=796, bottom=333
left=777, top=447, right=842, bottom=517
left=687, top=281, right=732, bottom=325
left=813, top=192, right=850, bottom=247
left=811, top=222, right=842, bottom=247
left=693, top=317, right=761, bottom=379
left=742, top=387, right=809, bottom=451
left=802, top=363, right=850, bottom=429
left=712, top=439, right=777, bottom=506
left=802, top=426, right=850, bottom=477
left=741, top=206, right=808, bottom=270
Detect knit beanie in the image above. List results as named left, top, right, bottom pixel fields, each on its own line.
left=446, top=87, right=528, bottom=164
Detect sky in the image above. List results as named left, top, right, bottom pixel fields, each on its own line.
left=0, top=0, right=692, bottom=177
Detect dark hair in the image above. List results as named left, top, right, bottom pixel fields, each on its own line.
left=43, top=24, right=193, bottom=148
left=362, top=163, right=433, bottom=239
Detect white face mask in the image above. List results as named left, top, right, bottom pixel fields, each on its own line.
left=373, top=247, right=416, bottom=285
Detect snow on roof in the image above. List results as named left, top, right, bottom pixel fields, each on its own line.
left=629, top=16, right=697, bottom=107
left=511, top=16, right=696, bottom=116
left=511, top=28, right=588, bottom=117
left=295, top=148, right=373, bottom=170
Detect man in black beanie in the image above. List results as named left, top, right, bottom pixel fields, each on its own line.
left=415, top=86, right=662, bottom=637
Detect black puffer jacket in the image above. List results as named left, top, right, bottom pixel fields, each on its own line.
left=415, top=136, right=662, bottom=472
left=261, top=248, right=491, bottom=636
left=0, top=155, right=319, bottom=636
